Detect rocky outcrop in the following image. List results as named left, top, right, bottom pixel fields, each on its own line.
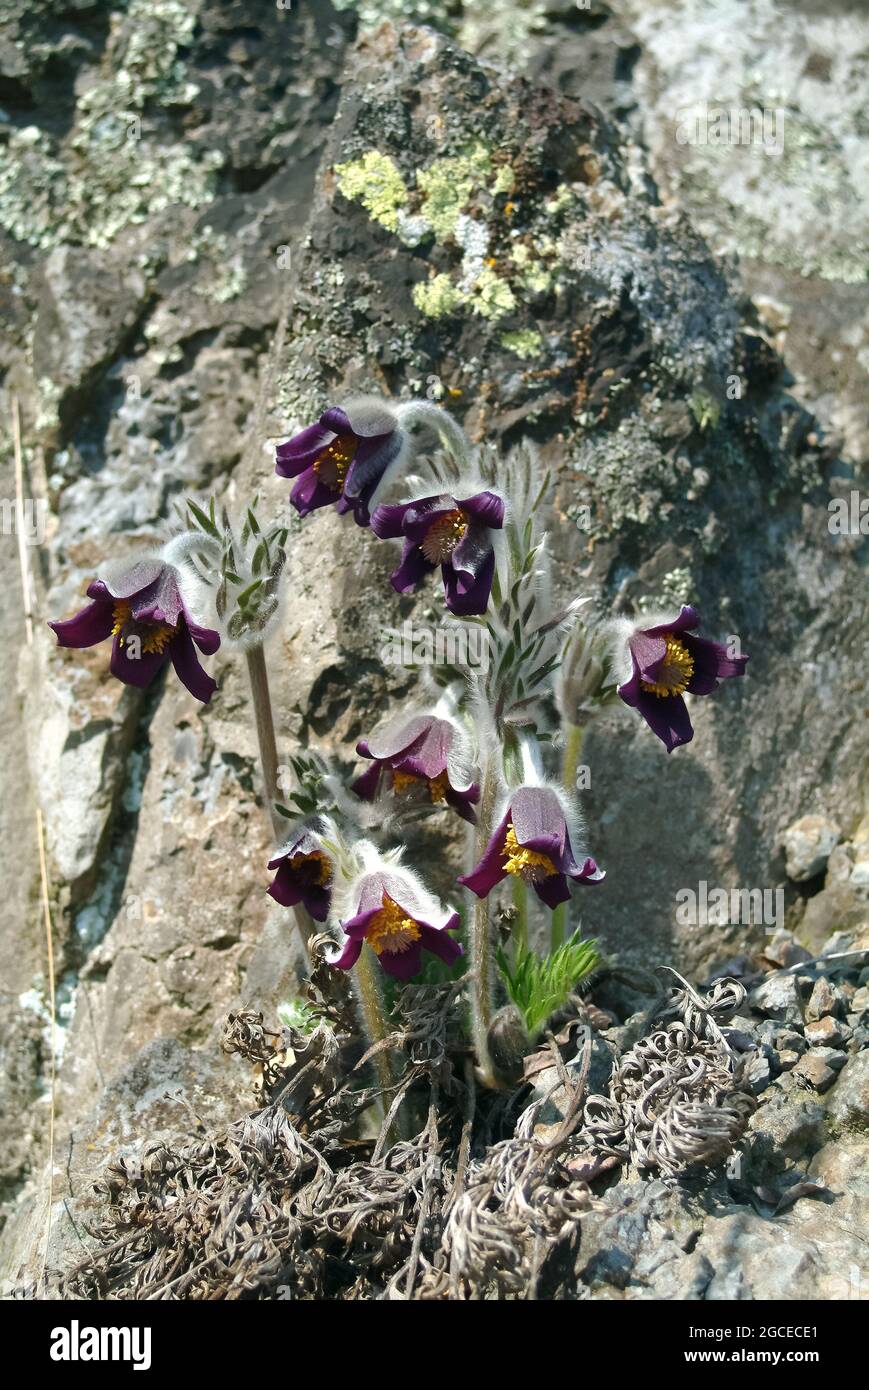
left=0, top=0, right=865, bottom=1296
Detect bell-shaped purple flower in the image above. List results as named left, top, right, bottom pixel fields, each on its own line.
left=371, top=489, right=505, bottom=616
left=267, top=826, right=332, bottom=923
left=616, top=605, right=748, bottom=753
left=275, top=398, right=405, bottom=528
left=327, top=866, right=463, bottom=982
left=48, top=557, right=220, bottom=704
left=352, top=710, right=479, bottom=824
left=458, top=785, right=604, bottom=909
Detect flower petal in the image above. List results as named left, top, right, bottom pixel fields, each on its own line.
left=625, top=687, right=694, bottom=752
left=684, top=634, right=748, bottom=694
left=326, top=935, right=364, bottom=971
left=49, top=599, right=114, bottom=649
left=458, top=490, right=505, bottom=530
left=458, top=812, right=511, bottom=897
left=109, top=634, right=168, bottom=689
left=442, top=547, right=495, bottom=616
left=290, top=467, right=340, bottom=517
left=419, top=919, right=463, bottom=966
left=391, top=541, right=434, bottom=595
left=267, top=863, right=303, bottom=908
left=169, top=627, right=217, bottom=704
left=378, top=941, right=423, bottom=980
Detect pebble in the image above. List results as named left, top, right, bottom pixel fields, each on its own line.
left=751, top=973, right=803, bottom=1025
left=782, top=815, right=841, bottom=881
left=806, top=977, right=844, bottom=1021
left=804, top=1016, right=845, bottom=1047
left=793, top=1053, right=837, bottom=1093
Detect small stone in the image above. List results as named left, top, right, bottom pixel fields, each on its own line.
left=782, top=815, right=841, bottom=882
left=763, top=930, right=812, bottom=969
left=778, top=1050, right=801, bottom=1070
left=804, top=1016, right=844, bottom=1047
left=810, top=1046, right=848, bottom=1072
left=806, top=977, right=842, bottom=1021
left=775, top=1027, right=807, bottom=1055
left=743, top=1050, right=775, bottom=1094
left=750, top=973, right=803, bottom=1025
left=793, top=1053, right=837, bottom=1093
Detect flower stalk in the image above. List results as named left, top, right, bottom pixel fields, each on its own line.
left=246, top=641, right=314, bottom=953
left=351, top=941, right=397, bottom=1108
left=551, top=722, right=584, bottom=950
left=470, top=756, right=499, bottom=1088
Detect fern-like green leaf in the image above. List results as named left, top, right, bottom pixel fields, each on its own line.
left=496, top=933, right=600, bottom=1040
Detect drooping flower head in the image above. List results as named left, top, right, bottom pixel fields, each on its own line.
left=352, top=703, right=479, bottom=824
left=48, top=554, right=220, bottom=704
left=459, top=784, right=604, bottom=909
left=328, top=849, right=463, bottom=981
left=267, top=825, right=333, bottom=923
left=275, top=397, right=406, bottom=527
left=613, top=605, right=748, bottom=753
left=371, top=488, right=505, bottom=616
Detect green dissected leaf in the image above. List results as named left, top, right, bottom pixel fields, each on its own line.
left=187, top=498, right=221, bottom=539
left=496, top=933, right=600, bottom=1040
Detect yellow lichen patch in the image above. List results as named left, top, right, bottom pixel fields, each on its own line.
left=412, top=273, right=465, bottom=318
left=502, top=823, right=557, bottom=883
left=416, top=142, right=493, bottom=240
left=334, top=150, right=408, bottom=233
left=366, top=895, right=422, bottom=956
left=500, top=329, right=544, bottom=360
left=472, top=266, right=516, bottom=320
left=640, top=634, right=695, bottom=697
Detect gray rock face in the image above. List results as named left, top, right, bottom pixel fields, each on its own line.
left=826, top=1051, right=869, bottom=1135
left=0, top=0, right=866, bottom=1299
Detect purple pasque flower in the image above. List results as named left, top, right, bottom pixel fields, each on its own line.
left=616, top=605, right=748, bottom=753
left=327, top=863, right=463, bottom=982
left=48, top=556, right=220, bottom=704
left=275, top=397, right=405, bottom=527
left=458, top=785, right=604, bottom=909
left=371, top=488, right=504, bottom=617
left=267, top=825, right=332, bottom=923
left=352, top=709, right=479, bottom=824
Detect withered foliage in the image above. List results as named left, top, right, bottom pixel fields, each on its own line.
left=61, top=963, right=754, bottom=1301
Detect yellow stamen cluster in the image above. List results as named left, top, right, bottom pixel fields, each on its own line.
left=313, top=433, right=357, bottom=493
left=291, top=850, right=332, bottom=886
left=420, top=508, right=469, bottom=565
left=639, top=634, right=695, bottom=698
left=112, top=601, right=176, bottom=654
left=111, top=601, right=132, bottom=636
left=392, top=768, right=450, bottom=804
left=502, top=822, right=557, bottom=883
left=365, top=895, right=421, bottom=956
